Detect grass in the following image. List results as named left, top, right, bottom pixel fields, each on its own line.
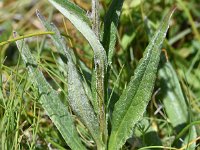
left=0, top=0, right=200, bottom=149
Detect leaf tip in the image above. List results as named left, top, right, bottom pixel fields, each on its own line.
left=169, top=5, right=177, bottom=19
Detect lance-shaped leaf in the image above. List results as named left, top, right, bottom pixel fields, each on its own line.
left=67, top=61, right=104, bottom=148
left=36, top=11, right=104, bottom=148
left=14, top=32, right=86, bottom=150
left=101, top=0, right=124, bottom=65
left=158, top=62, right=197, bottom=149
left=108, top=9, right=175, bottom=150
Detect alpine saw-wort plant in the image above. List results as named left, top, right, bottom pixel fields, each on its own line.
left=14, top=0, right=176, bottom=149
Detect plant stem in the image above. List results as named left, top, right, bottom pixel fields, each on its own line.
left=96, top=58, right=107, bottom=144
left=92, top=0, right=107, bottom=147
left=92, top=0, right=100, bottom=38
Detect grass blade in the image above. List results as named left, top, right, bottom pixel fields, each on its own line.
left=108, top=8, right=175, bottom=150
left=101, top=0, right=124, bottom=65
left=36, top=11, right=104, bottom=148
left=14, top=32, right=86, bottom=150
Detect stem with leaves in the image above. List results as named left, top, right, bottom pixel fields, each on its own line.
left=92, top=0, right=107, bottom=145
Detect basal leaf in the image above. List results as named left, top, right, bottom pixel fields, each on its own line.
left=101, top=0, right=124, bottom=65
left=36, top=12, right=104, bottom=148
left=108, top=8, right=175, bottom=150
left=158, top=62, right=197, bottom=149
left=14, top=32, right=86, bottom=150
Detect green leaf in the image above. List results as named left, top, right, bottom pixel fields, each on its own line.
left=36, top=10, right=76, bottom=63
left=48, top=0, right=107, bottom=67
left=67, top=61, right=104, bottom=148
left=158, top=62, right=197, bottom=149
left=36, top=11, right=104, bottom=148
left=101, top=0, right=124, bottom=65
left=48, top=0, right=108, bottom=141
left=159, top=62, right=188, bottom=127
left=108, top=8, right=175, bottom=150
left=14, top=32, right=86, bottom=150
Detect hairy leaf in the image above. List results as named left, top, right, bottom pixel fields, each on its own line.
left=48, top=0, right=107, bottom=67
left=14, top=32, right=86, bottom=150
left=67, top=61, right=104, bottom=148
left=47, top=0, right=108, bottom=141
left=108, top=9, right=175, bottom=150
left=36, top=10, right=75, bottom=63
left=36, top=11, right=104, bottom=148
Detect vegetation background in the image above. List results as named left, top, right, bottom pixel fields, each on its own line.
left=0, top=0, right=199, bottom=149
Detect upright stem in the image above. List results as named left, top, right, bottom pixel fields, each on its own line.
left=96, top=57, right=107, bottom=142
left=92, top=0, right=100, bottom=37
left=92, top=0, right=107, bottom=147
